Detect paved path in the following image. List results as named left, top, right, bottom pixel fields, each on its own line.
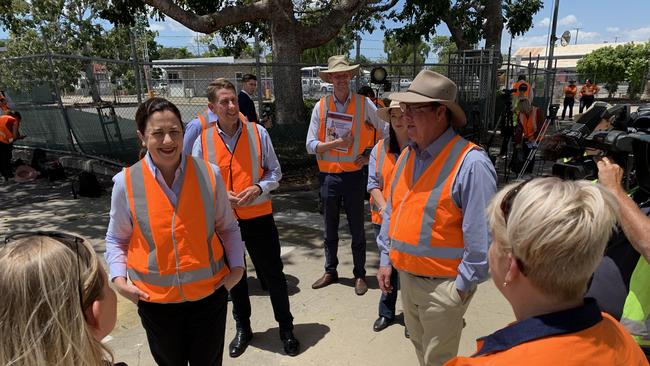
left=0, top=184, right=514, bottom=366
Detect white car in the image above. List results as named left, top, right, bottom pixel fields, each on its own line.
left=400, top=79, right=412, bottom=88
left=319, top=82, right=333, bottom=93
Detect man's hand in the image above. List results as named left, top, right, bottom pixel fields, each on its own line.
left=228, top=191, right=241, bottom=208
left=223, top=266, right=244, bottom=291
left=457, top=289, right=468, bottom=302
left=113, top=276, right=149, bottom=304
left=377, top=265, right=393, bottom=294
left=354, top=154, right=369, bottom=167
left=236, top=185, right=262, bottom=206
left=597, top=157, right=624, bottom=193
left=336, top=132, right=354, bottom=149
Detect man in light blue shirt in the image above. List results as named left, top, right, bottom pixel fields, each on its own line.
left=376, top=70, right=496, bottom=366
left=191, top=78, right=299, bottom=358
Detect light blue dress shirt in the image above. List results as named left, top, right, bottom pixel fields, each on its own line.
left=183, top=109, right=216, bottom=156
left=376, top=127, right=497, bottom=292
left=305, top=91, right=387, bottom=155
left=191, top=120, right=282, bottom=195
left=104, top=152, right=246, bottom=282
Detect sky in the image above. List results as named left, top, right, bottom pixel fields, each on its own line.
left=148, top=0, right=650, bottom=63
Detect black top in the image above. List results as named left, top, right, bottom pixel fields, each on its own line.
left=238, top=90, right=258, bottom=123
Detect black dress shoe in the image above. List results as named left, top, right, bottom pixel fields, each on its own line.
left=229, top=327, right=253, bottom=358
left=373, top=316, right=394, bottom=332
left=280, top=330, right=300, bottom=356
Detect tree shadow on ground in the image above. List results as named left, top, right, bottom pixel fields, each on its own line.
left=246, top=273, right=301, bottom=297
left=249, top=322, right=330, bottom=355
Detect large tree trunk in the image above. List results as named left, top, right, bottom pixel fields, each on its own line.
left=483, top=0, right=504, bottom=50
left=270, top=22, right=305, bottom=125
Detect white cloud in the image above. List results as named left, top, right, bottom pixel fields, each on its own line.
left=148, top=23, right=166, bottom=32
left=537, top=17, right=550, bottom=27
left=511, top=34, right=549, bottom=49
left=574, top=30, right=600, bottom=42
left=626, top=26, right=650, bottom=41
left=558, top=14, right=580, bottom=27
left=606, top=27, right=620, bottom=33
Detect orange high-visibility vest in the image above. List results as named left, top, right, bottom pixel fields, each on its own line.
left=564, top=85, right=577, bottom=98
left=370, top=138, right=397, bottom=225
left=0, top=115, right=17, bottom=144
left=124, top=156, right=229, bottom=303
left=197, top=111, right=248, bottom=131
left=317, top=94, right=375, bottom=173
left=200, top=119, right=272, bottom=219
left=388, top=135, right=476, bottom=277
left=580, top=84, right=599, bottom=97
left=444, top=313, right=648, bottom=366
left=519, top=107, right=538, bottom=141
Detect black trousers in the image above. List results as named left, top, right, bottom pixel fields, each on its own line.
left=562, top=96, right=575, bottom=119
left=137, top=287, right=228, bottom=366
left=230, top=213, right=294, bottom=332
left=373, top=224, right=399, bottom=319
left=0, top=142, right=12, bottom=179
left=579, top=95, right=595, bottom=113
left=320, top=170, right=367, bottom=278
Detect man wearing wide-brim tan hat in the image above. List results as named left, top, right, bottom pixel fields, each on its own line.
left=376, top=70, right=497, bottom=366
left=305, top=55, right=387, bottom=296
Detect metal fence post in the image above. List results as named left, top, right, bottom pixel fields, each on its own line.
left=41, top=26, right=78, bottom=152
left=254, top=34, right=263, bottom=120
left=130, top=29, right=143, bottom=103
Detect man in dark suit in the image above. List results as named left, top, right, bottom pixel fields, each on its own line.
left=239, top=74, right=259, bottom=124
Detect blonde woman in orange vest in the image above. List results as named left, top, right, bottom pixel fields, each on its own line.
left=369, top=100, right=410, bottom=335
left=105, top=97, right=245, bottom=366
left=513, top=98, right=544, bottom=174
left=445, top=177, right=648, bottom=365
left=377, top=70, right=497, bottom=366
left=306, top=55, right=387, bottom=295
left=191, top=79, right=300, bottom=358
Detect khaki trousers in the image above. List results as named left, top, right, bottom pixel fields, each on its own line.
left=399, top=271, right=474, bottom=366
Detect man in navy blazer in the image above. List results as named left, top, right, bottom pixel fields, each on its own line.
left=239, top=74, right=259, bottom=124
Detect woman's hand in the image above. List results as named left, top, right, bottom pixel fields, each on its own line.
left=113, top=276, right=149, bottom=304
left=223, top=266, right=245, bottom=291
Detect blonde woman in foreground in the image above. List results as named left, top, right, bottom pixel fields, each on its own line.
left=0, top=231, right=122, bottom=366
left=445, top=177, right=648, bottom=365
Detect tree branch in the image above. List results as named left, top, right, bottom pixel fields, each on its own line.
left=367, top=0, right=399, bottom=13
left=142, top=0, right=271, bottom=34
left=298, top=0, right=366, bottom=49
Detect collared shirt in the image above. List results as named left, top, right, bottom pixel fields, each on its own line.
left=104, top=152, right=245, bottom=281
left=445, top=298, right=648, bottom=365
left=305, top=90, right=387, bottom=155
left=183, top=109, right=218, bottom=156
left=191, top=119, right=282, bottom=195
left=367, top=139, right=401, bottom=192
left=376, top=127, right=497, bottom=292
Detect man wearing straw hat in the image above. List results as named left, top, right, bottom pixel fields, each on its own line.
left=306, top=55, right=386, bottom=295
left=376, top=70, right=496, bottom=365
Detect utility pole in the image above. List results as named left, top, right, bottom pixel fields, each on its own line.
left=355, top=35, right=361, bottom=91
left=574, top=27, right=582, bottom=45
left=129, top=29, right=143, bottom=103
left=544, top=0, right=560, bottom=111
left=505, top=34, right=513, bottom=89
left=254, top=34, right=263, bottom=120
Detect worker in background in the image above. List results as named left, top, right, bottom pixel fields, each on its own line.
left=579, top=79, right=600, bottom=113
left=0, top=110, right=23, bottom=183
left=512, top=75, right=531, bottom=99
left=561, top=79, right=577, bottom=120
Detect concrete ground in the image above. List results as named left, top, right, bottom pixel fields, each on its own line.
left=0, top=182, right=514, bottom=366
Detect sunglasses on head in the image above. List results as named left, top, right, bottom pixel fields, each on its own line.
left=3, top=231, right=90, bottom=310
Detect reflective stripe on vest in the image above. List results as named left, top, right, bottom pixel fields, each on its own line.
left=124, top=156, right=228, bottom=303
left=370, top=138, right=397, bottom=225
left=316, top=94, right=373, bottom=173
left=201, top=119, right=271, bottom=219
left=388, top=136, right=475, bottom=277
left=520, top=108, right=537, bottom=141
left=0, top=115, right=16, bottom=144
left=621, top=257, right=650, bottom=346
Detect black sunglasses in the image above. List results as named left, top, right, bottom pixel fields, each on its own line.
left=3, top=231, right=88, bottom=310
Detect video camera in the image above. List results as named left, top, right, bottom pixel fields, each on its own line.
left=541, top=103, right=650, bottom=193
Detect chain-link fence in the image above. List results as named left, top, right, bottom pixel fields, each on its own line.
left=0, top=51, right=501, bottom=179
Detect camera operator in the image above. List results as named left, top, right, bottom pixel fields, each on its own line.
left=511, top=98, right=543, bottom=174
left=587, top=156, right=650, bottom=357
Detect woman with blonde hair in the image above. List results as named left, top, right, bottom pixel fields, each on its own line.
left=445, top=177, right=648, bottom=365
left=0, top=231, right=120, bottom=366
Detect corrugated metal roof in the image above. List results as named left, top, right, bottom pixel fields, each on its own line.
left=511, top=42, right=635, bottom=69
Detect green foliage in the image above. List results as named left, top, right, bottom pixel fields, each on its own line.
left=302, top=27, right=355, bottom=64
left=388, top=0, right=543, bottom=49
left=576, top=42, right=650, bottom=99
left=157, top=47, right=194, bottom=60
left=383, top=35, right=430, bottom=76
